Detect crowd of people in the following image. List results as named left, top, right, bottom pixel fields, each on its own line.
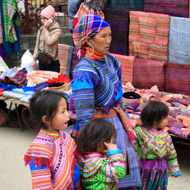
left=24, top=2, right=182, bottom=190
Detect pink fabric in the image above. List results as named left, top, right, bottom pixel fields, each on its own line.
left=40, top=5, right=55, bottom=19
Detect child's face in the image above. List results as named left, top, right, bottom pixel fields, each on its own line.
left=50, top=98, right=70, bottom=131
left=157, top=116, right=168, bottom=130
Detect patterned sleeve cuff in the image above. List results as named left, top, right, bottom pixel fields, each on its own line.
left=171, top=171, right=182, bottom=177
left=107, top=149, right=121, bottom=157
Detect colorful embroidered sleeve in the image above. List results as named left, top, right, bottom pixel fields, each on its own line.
left=30, top=157, right=52, bottom=189
left=82, top=153, right=126, bottom=189
left=165, top=134, right=182, bottom=176
left=71, top=67, right=98, bottom=130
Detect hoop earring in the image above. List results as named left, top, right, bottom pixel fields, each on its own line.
left=87, top=45, right=94, bottom=56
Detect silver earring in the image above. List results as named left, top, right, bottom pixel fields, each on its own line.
left=87, top=45, right=94, bottom=56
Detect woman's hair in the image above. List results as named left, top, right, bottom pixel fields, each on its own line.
left=140, top=101, right=169, bottom=129
left=78, top=119, right=116, bottom=156
left=23, top=90, right=68, bottom=131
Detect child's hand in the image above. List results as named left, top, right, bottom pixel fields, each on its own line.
left=104, top=142, right=118, bottom=151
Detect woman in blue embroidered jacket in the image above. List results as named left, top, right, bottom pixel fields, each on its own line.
left=70, top=13, right=141, bottom=188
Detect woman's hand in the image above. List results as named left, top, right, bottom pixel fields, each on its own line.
left=43, top=20, right=51, bottom=30
left=32, top=60, right=37, bottom=70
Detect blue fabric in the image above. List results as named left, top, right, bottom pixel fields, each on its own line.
left=72, top=164, right=80, bottom=190
left=172, top=171, right=181, bottom=177
left=0, top=83, right=19, bottom=91
left=107, top=148, right=121, bottom=157
left=168, top=17, right=190, bottom=65
left=30, top=157, right=47, bottom=170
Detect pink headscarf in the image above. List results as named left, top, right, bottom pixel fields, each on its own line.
left=40, top=5, right=55, bottom=20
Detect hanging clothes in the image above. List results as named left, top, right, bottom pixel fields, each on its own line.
left=1, top=0, right=21, bottom=54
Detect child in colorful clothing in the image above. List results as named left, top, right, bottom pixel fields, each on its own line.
left=131, top=101, right=181, bottom=190
left=24, top=90, right=80, bottom=189
left=77, top=119, right=126, bottom=190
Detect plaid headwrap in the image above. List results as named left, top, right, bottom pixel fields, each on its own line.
left=73, top=13, right=109, bottom=59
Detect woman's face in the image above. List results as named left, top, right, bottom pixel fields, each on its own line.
left=86, top=26, right=112, bottom=55
left=40, top=16, right=48, bottom=25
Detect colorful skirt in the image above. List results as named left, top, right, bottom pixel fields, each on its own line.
left=129, top=158, right=168, bottom=190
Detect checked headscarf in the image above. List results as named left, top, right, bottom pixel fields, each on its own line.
left=73, top=13, right=109, bottom=59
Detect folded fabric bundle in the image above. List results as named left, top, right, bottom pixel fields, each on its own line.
left=167, top=116, right=184, bottom=129
left=1, top=68, right=27, bottom=86
left=176, top=115, right=190, bottom=128
left=27, top=70, right=59, bottom=86
left=136, top=103, right=148, bottom=112
left=176, top=97, right=190, bottom=106
left=20, top=94, right=34, bottom=104
left=2, top=90, right=25, bottom=99
left=46, top=73, right=71, bottom=84
left=45, top=82, right=72, bottom=92
left=171, top=101, right=187, bottom=110
left=125, top=102, right=139, bottom=112
left=34, top=82, right=49, bottom=91
left=0, top=67, right=18, bottom=79
left=169, top=126, right=190, bottom=140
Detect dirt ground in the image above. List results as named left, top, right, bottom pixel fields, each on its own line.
left=0, top=126, right=190, bottom=190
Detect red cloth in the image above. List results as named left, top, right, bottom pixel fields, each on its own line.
left=46, top=73, right=71, bottom=84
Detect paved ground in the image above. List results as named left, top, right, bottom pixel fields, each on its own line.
left=0, top=126, right=190, bottom=190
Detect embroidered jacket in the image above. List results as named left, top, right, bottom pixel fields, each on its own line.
left=79, top=151, right=126, bottom=190
left=133, top=126, right=181, bottom=176
left=71, top=54, right=123, bottom=130
left=24, top=129, right=79, bottom=190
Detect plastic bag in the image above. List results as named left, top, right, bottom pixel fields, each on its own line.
left=21, top=49, right=37, bottom=73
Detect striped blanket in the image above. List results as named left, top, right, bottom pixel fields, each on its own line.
left=165, top=62, right=190, bottom=95
left=58, top=44, right=80, bottom=79
left=129, top=11, right=170, bottom=61
left=132, top=58, right=166, bottom=91
left=144, top=0, right=189, bottom=18
left=111, top=53, right=134, bottom=84
left=168, top=16, right=190, bottom=65
left=104, top=8, right=130, bottom=55
left=106, top=0, right=144, bottom=9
